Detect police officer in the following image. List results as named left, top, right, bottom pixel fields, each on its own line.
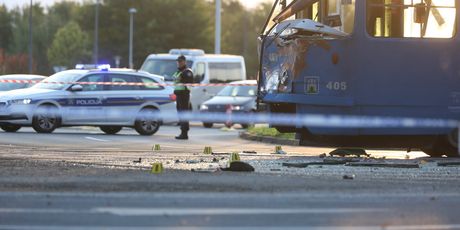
left=173, top=55, right=194, bottom=140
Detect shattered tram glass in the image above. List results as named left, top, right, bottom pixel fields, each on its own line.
left=260, top=0, right=354, bottom=94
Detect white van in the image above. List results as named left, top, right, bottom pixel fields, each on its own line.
left=140, top=49, right=246, bottom=111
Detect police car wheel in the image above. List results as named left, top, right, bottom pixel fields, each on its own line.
left=100, top=126, right=122, bottom=135
left=0, top=125, right=21, bottom=133
left=32, top=105, right=60, bottom=134
left=203, top=123, right=214, bottom=128
left=134, top=108, right=160, bottom=136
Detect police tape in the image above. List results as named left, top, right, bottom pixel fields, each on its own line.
left=0, top=79, right=257, bottom=87
left=26, top=107, right=457, bottom=129
left=173, top=112, right=459, bottom=129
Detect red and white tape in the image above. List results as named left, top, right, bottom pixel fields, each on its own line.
left=0, top=79, right=257, bottom=87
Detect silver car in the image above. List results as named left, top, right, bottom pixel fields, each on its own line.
left=0, top=68, right=177, bottom=135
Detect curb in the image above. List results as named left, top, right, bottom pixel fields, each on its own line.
left=239, top=132, right=300, bottom=146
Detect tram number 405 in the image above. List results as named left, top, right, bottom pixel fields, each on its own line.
left=326, top=81, right=347, bottom=91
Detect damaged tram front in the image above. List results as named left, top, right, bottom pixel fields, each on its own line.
left=258, top=0, right=460, bottom=157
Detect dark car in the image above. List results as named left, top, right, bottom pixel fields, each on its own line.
left=0, top=75, right=46, bottom=92
left=199, top=80, right=257, bottom=129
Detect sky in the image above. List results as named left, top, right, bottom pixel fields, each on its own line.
left=0, top=0, right=271, bottom=9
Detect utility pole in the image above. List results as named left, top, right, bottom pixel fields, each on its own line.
left=215, top=0, right=221, bottom=54
left=28, top=0, right=33, bottom=73
left=93, top=0, right=100, bottom=65
left=128, top=8, right=137, bottom=69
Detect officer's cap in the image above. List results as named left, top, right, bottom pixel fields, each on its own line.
left=176, top=55, right=186, bottom=62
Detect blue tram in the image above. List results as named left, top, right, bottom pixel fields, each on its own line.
left=258, top=0, right=459, bottom=157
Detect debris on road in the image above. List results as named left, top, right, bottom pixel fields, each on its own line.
left=282, top=157, right=361, bottom=168
left=191, top=168, right=219, bottom=173
left=186, top=160, right=200, bottom=164
left=343, top=174, right=355, bottom=180
left=241, top=151, right=257, bottom=155
left=273, top=146, right=287, bottom=155
left=221, top=161, right=255, bottom=172
left=329, top=148, right=370, bottom=158
left=345, top=162, right=420, bottom=169
left=133, top=158, right=142, bottom=164
left=437, top=161, right=460, bottom=167
left=212, top=158, right=219, bottom=163
left=319, top=153, right=327, bottom=158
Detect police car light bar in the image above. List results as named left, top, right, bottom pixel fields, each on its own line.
left=97, top=64, right=111, bottom=71
left=75, top=64, right=111, bottom=71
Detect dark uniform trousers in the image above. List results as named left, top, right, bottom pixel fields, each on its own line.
left=175, top=90, right=190, bottom=132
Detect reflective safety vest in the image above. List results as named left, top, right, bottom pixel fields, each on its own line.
left=173, top=71, right=187, bottom=91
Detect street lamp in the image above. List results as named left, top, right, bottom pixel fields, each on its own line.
left=28, top=0, right=33, bottom=73
left=128, top=8, right=137, bottom=69
left=93, top=0, right=100, bottom=65
left=215, top=0, right=221, bottom=54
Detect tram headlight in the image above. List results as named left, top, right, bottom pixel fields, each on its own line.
left=280, top=28, right=299, bottom=38
left=265, top=70, right=280, bottom=92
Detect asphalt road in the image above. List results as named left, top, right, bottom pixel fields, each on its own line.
left=1, top=192, right=460, bottom=229
left=2, top=124, right=460, bottom=229
left=0, top=124, right=427, bottom=159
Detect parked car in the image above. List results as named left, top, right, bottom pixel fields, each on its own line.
left=199, top=80, right=257, bottom=129
left=0, top=75, right=46, bottom=92
left=0, top=66, right=177, bottom=135
left=141, top=49, right=247, bottom=111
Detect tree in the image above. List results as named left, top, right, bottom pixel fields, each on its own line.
left=47, top=21, right=90, bottom=68
left=0, top=5, right=12, bottom=52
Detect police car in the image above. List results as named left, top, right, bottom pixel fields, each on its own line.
left=0, top=65, right=177, bottom=135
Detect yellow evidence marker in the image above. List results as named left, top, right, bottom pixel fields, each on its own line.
left=150, top=163, right=164, bottom=174
left=153, top=144, right=161, bottom=151
left=203, top=146, right=213, bottom=155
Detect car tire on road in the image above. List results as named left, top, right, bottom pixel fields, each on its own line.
left=0, top=125, right=21, bottom=133
left=100, top=126, right=122, bottom=135
left=134, top=107, right=160, bottom=136
left=203, top=123, right=214, bottom=128
left=32, top=105, right=60, bottom=134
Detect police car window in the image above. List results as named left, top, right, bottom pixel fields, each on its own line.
left=194, top=63, right=206, bottom=83
left=140, top=77, right=163, bottom=90
left=108, top=75, right=141, bottom=91
left=34, top=72, right=82, bottom=90
left=78, top=75, right=105, bottom=92
left=208, top=63, right=243, bottom=83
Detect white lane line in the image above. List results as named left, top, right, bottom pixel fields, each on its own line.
left=94, top=207, right=385, bottom=216
left=0, top=207, right=383, bottom=216
left=84, top=137, right=109, bottom=142
left=2, top=225, right=460, bottom=230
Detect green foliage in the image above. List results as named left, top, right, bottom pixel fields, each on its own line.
left=47, top=21, right=90, bottom=68
left=0, top=5, right=12, bottom=51
left=2, top=0, right=272, bottom=76
left=247, top=126, right=296, bottom=140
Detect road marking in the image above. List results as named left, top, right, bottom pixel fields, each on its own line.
left=95, top=207, right=385, bottom=216
left=2, top=225, right=460, bottom=230
left=0, top=207, right=384, bottom=216
left=84, top=137, right=109, bottom=142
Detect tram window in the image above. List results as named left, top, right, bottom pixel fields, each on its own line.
left=367, top=0, right=456, bottom=38
left=295, top=0, right=355, bottom=34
